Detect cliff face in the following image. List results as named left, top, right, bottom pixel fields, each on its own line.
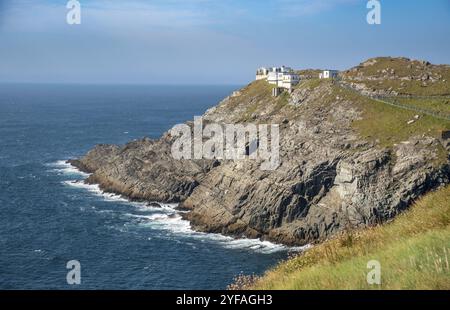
left=70, top=58, right=450, bottom=246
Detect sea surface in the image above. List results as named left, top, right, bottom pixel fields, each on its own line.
left=0, top=84, right=291, bottom=289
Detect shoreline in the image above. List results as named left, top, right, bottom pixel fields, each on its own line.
left=63, top=159, right=307, bottom=254
left=67, top=157, right=311, bottom=247
left=66, top=59, right=450, bottom=249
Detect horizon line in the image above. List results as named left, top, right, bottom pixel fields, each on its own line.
left=0, top=81, right=245, bottom=87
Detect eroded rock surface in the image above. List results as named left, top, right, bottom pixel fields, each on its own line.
left=70, top=59, right=450, bottom=246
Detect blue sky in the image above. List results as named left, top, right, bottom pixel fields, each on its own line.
left=0, top=0, right=449, bottom=84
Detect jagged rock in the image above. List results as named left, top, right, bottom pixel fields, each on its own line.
left=70, top=58, right=450, bottom=246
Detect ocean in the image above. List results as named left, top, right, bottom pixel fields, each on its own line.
left=0, top=84, right=289, bottom=289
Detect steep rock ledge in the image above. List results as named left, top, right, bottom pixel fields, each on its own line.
left=70, top=58, right=450, bottom=246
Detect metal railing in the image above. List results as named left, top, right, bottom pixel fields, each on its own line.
left=335, top=80, right=450, bottom=121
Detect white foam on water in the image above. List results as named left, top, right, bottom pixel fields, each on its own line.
left=127, top=213, right=171, bottom=221
left=124, top=207, right=301, bottom=254
left=57, top=160, right=307, bottom=254
left=63, top=180, right=132, bottom=203
left=47, top=160, right=90, bottom=177
left=133, top=202, right=177, bottom=212
left=125, top=212, right=192, bottom=235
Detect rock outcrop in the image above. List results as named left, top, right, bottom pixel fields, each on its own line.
left=341, top=57, right=450, bottom=96
left=70, top=58, right=450, bottom=246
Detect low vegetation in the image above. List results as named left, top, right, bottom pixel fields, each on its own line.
left=347, top=79, right=450, bottom=97
left=329, top=83, right=450, bottom=166
left=237, top=80, right=292, bottom=122
left=344, top=57, right=449, bottom=78
left=294, top=78, right=324, bottom=91
left=234, top=77, right=450, bottom=164
left=227, top=58, right=450, bottom=290
left=230, top=185, right=450, bottom=290
left=394, top=97, right=450, bottom=117
left=343, top=57, right=450, bottom=96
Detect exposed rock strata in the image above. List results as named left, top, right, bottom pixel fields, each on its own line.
left=70, top=59, right=450, bottom=246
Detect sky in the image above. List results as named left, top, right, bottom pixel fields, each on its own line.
left=0, top=0, right=449, bottom=84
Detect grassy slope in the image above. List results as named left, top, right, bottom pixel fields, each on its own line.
left=340, top=85, right=450, bottom=145
left=287, top=77, right=450, bottom=151
left=236, top=80, right=291, bottom=122
left=395, top=98, right=450, bottom=117
left=343, top=57, right=450, bottom=96
left=331, top=82, right=450, bottom=165
left=232, top=78, right=450, bottom=164
left=227, top=59, right=450, bottom=290
left=248, top=185, right=450, bottom=290
left=349, top=79, right=450, bottom=96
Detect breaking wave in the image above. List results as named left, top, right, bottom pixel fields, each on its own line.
left=52, top=160, right=307, bottom=254
left=46, top=160, right=90, bottom=177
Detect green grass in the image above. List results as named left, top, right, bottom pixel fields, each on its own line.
left=352, top=98, right=450, bottom=148
left=333, top=84, right=450, bottom=164
left=236, top=80, right=449, bottom=163
left=295, top=78, right=324, bottom=91
left=343, top=57, right=450, bottom=96
left=235, top=80, right=274, bottom=122
left=231, top=80, right=272, bottom=109
left=237, top=80, right=293, bottom=122
left=225, top=76, right=449, bottom=164
left=238, top=185, right=450, bottom=290
left=273, top=91, right=290, bottom=111
left=347, top=79, right=450, bottom=97
left=297, top=69, right=322, bottom=79
left=394, top=98, right=450, bottom=117
left=345, top=57, right=450, bottom=81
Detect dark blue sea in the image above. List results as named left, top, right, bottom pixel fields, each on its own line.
left=0, top=84, right=288, bottom=289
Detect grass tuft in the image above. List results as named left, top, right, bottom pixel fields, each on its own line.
left=234, top=185, right=450, bottom=290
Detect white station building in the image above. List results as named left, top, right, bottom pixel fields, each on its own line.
left=319, top=70, right=339, bottom=79
left=256, top=66, right=300, bottom=90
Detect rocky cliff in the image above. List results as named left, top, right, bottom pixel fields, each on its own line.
left=70, top=57, right=450, bottom=246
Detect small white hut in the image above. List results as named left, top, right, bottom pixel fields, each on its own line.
left=319, top=70, right=339, bottom=79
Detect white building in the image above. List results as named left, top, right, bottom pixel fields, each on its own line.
left=319, top=70, right=339, bottom=79
left=256, top=67, right=270, bottom=80
left=280, top=73, right=300, bottom=89
left=256, top=66, right=300, bottom=89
